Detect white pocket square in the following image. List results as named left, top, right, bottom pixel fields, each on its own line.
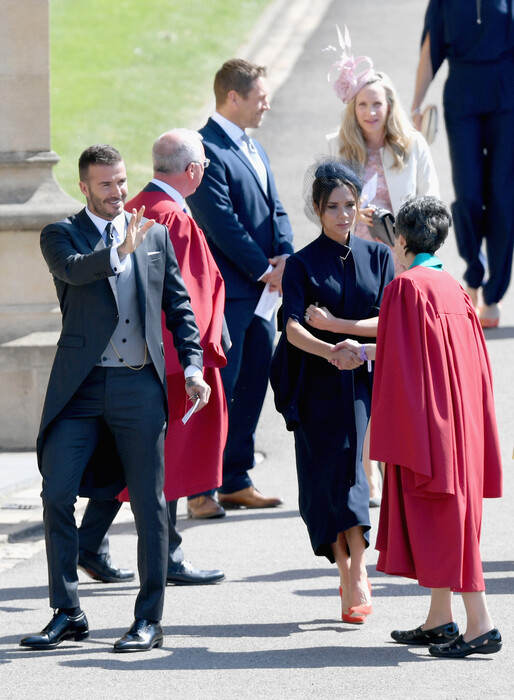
left=148, top=251, right=161, bottom=256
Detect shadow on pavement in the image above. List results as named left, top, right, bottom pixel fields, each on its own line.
left=1, top=636, right=440, bottom=670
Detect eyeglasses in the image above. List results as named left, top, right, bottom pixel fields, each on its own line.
left=189, top=159, right=210, bottom=169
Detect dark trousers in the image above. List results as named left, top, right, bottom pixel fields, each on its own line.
left=41, top=365, right=168, bottom=622
left=219, top=297, right=276, bottom=494
left=445, top=107, right=514, bottom=304
left=79, top=498, right=184, bottom=570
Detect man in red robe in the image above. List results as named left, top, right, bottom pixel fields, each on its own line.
left=123, top=129, right=229, bottom=512
left=77, top=129, right=228, bottom=585
left=369, top=195, right=503, bottom=658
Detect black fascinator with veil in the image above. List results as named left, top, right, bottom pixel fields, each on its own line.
left=303, top=156, right=364, bottom=217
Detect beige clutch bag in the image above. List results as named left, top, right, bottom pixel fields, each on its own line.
left=421, top=104, right=438, bottom=145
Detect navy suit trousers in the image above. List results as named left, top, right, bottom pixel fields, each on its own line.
left=41, top=365, right=168, bottom=622
left=219, top=297, right=276, bottom=493
left=78, top=498, right=184, bottom=570
left=445, top=107, right=514, bottom=304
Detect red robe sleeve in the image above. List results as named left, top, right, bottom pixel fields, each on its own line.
left=370, top=269, right=502, bottom=498
left=157, top=207, right=227, bottom=373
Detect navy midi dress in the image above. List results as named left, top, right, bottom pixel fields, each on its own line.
left=280, top=232, right=394, bottom=561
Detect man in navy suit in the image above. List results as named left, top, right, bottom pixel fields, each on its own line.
left=188, top=59, right=294, bottom=509
left=20, top=145, right=210, bottom=653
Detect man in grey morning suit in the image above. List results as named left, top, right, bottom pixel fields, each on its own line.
left=19, top=145, right=210, bottom=653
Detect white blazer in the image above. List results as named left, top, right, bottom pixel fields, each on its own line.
left=325, top=130, right=439, bottom=214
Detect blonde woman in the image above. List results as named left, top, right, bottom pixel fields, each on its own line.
left=326, top=28, right=439, bottom=272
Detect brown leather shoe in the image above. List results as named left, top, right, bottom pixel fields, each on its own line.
left=218, top=486, right=283, bottom=510
left=187, top=495, right=226, bottom=519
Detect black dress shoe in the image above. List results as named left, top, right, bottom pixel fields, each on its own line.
left=78, top=550, right=135, bottom=583
left=391, top=622, right=459, bottom=645
left=20, top=610, right=89, bottom=649
left=166, top=560, right=225, bottom=585
left=429, top=628, right=502, bottom=658
left=113, top=619, right=163, bottom=653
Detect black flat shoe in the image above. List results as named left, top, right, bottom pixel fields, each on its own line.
left=429, top=628, right=502, bottom=658
left=20, top=610, right=89, bottom=649
left=166, top=560, right=225, bottom=585
left=113, top=619, right=163, bottom=653
left=391, top=622, right=459, bottom=645
left=78, top=550, right=135, bottom=583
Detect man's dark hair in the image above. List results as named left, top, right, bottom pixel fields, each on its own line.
left=78, top=144, right=123, bottom=181
left=214, top=58, right=266, bottom=104
left=395, top=195, right=452, bottom=256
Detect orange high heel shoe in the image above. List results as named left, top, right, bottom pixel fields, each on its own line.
left=347, top=579, right=373, bottom=618
left=339, top=585, right=367, bottom=624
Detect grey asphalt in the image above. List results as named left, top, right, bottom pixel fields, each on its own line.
left=1, top=0, right=512, bottom=697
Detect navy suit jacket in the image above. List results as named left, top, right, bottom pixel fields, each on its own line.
left=187, top=118, right=294, bottom=299
left=37, top=208, right=203, bottom=496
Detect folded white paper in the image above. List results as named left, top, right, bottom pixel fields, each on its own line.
left=361, top=173, right=377, bottom=207
left=182, top=397, right=200, bottom=425
left=254, top=282, right=279, bottom=321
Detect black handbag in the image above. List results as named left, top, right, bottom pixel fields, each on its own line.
left=269, top=329, right=305, bottom=431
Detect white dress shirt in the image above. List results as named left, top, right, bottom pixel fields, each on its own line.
left=150, top=178, right=187, bottom=211
left=85, top=208, right=127, bottom=275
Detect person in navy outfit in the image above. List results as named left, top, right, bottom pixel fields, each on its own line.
left=411, top=0, right=514, bottom=328
left=188, top=59, right=294, bottom=510
left=275, top=159, right=393, bottom=623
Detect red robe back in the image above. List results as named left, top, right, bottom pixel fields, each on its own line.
left=119, top=188, right=228, bottom=500
left=371, top=266, right=502, bottom=591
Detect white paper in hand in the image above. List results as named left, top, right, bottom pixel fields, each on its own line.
left=254, top=282, right=279, bottom=321
left=182, top=397, right=200, bottom=425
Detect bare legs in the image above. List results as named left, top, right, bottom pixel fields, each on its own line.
left=422, top=587, right=494, bottom=641
left=331, top=526, right=371, bottom=617
left=422, top=588, right=454, bottom=629
left=363, top=423, right=381, bottom=502
left=466, top=286, right=501, bottom=327
left=461, top=592, right=494, bottom=641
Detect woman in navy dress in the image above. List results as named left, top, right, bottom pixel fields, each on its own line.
left=280, top=160, right=394, bottom=622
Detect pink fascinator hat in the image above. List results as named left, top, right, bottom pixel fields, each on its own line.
left=326, top=25, right=375, bottom=104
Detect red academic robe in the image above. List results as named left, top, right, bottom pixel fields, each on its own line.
left=370, top=266, right=502, bottom=591
left=119, top=188, right=228, bottom=500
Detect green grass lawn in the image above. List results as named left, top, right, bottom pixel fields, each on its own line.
left=50, top=0, right=272, bottom=199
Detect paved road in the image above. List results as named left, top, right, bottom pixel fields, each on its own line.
left=1, top=0, right=512, bottom=697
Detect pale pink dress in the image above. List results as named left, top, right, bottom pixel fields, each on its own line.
left=355, top=148, right=406, bottom=276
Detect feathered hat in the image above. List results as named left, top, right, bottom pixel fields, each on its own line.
left=326, top=25, right=375, bottom=104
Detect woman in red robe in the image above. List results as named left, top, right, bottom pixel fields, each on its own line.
left=336, top=195, right=503, bottom=658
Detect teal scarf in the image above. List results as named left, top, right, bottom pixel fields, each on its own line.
left=408, top=253, right=443, bottom=270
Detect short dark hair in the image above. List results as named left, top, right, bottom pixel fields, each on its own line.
left=78, top=144, right=123, bottom=181
left=395, top=195, right=452, bottom=256
left=214, top=59, right=266, bottom=104
left=312, top=161, right=363, bottom=218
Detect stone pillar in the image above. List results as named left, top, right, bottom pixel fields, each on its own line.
left=0, top=0, right=81, bottom=448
